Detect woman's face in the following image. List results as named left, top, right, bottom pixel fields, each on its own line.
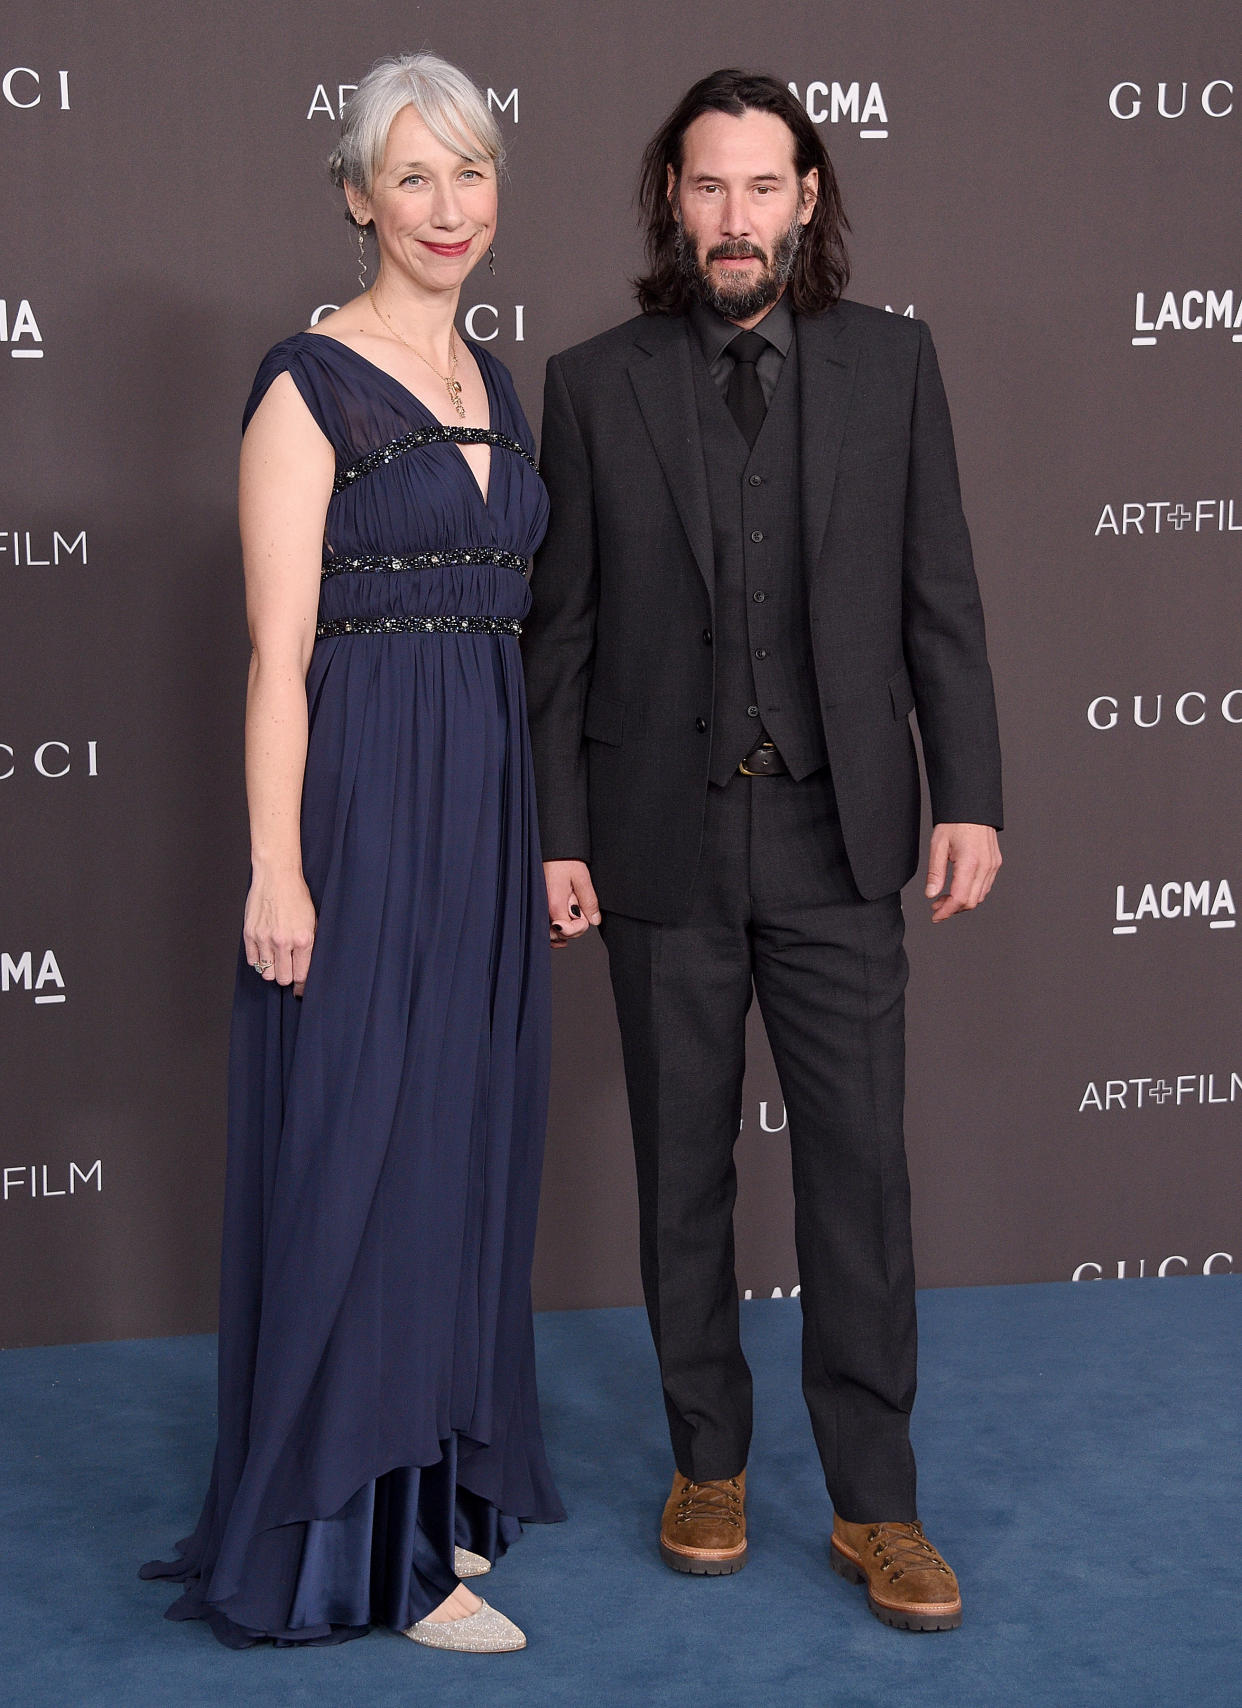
left=350, top=104, right=498, bottom=295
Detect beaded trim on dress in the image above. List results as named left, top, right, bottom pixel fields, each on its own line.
left=316, top=613, right=522, bottom=639
left=334, top=427, right=537, bottom=492
left=320, top=548, right=528, bottom=578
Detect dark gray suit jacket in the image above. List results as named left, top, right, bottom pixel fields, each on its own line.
left=522, top=299, right=1002, bottom=923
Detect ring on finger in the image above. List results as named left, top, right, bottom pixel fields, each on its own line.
left=253, top=958, right=274, bottom=973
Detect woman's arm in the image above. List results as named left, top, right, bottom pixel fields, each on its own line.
left=238, top=371, right=335, bottom=992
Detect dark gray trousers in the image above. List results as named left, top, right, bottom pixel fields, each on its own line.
left=601, top=768, right=919, bottom=1521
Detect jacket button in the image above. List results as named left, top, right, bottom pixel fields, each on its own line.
left=695, top=717, right=707, bottom=733
left=747, top=705, right=760, bottom=718
left=750, top=530, right=764, bottom=543
left=754, top=648, right=768, bottom=660
left=702, top=629, right=713, bottom=645
left=752, top=590, right=766, bottom=602
left=749, top=474, right=763, bottom=486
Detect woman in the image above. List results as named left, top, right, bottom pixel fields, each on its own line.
left=141, top=51, right=564, bottom=1653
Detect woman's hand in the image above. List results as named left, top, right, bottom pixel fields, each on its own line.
left=243, top=867, right=318, bottom=995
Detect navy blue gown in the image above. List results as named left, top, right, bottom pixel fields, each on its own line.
left=141, top=331, right=565, bottom=1647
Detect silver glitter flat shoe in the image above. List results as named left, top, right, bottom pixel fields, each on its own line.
left=404, top=1598, right=526, bottom=1653
left=453, top=1546, right=491, bottom=1578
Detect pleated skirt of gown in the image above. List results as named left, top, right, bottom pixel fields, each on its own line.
left=141, top=621, right=565, bottom=1647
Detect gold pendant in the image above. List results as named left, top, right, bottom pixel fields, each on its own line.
left=447, top=377, right=466, bottom=419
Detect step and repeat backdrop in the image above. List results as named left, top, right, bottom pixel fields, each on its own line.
left=2, top=1, right=1238, bottom=1345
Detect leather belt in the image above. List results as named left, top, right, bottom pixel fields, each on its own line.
left=738, top=741, right=788, bottom=777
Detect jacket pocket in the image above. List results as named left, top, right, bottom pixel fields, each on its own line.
left=888, top=665, right=915, bottom=720
left=583, top=689, right=625, bottom=746
left=835, top=441, right=909, bottom=475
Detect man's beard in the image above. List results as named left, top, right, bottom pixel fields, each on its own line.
left=675, top=213, right=804, bottom=319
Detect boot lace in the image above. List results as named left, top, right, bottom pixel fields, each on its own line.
left=866, top=1521, right=952, bottom=1582
left=675, top=1478, right=744, bottom=1530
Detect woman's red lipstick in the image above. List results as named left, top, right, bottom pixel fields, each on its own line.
left=420, top=239, right=473, bottom=256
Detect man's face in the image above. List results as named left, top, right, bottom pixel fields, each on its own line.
left=669, top=107, right=818, bottom=324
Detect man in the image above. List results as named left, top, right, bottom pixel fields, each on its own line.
left=523, top=69, right=1001, bottom=1632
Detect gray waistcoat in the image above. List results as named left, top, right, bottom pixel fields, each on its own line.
left=691, top=333, right=829, bottom=786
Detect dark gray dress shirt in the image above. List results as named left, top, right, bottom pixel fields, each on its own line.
left=689, top=292, right=795, bottom=407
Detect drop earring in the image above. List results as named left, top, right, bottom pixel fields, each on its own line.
left=488, top=244, right=497, bottom=277
left=356, top=221, right=369, bottom=290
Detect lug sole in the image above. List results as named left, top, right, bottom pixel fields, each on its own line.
left=830, top=1540, right=962, bottom=1632
left=660, top=1539, right=748, bottom=1576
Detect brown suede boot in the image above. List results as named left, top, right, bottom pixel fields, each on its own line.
left=830, top=1516, right=962, bottom=1631
left=659, top=1469, right=748, bottom=1575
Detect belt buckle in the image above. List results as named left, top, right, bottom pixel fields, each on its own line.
left=739, top=742, right=775, bottom=777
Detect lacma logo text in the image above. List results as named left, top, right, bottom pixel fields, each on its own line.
left=0, top=299, right=43, bottom=358
left=1132, top=289, right=1242, bottom=347
left=788, top=79, right=888, bottom=139
left=1112, top=880, right=1235, bottom=935
left=1, top=950, right=66, bottom=1003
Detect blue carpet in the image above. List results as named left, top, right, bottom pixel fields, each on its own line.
left=1, top=1279, right=1239, bottom=1707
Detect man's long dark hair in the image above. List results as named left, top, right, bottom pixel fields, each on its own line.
left=635, top=69, right=850, bottom=316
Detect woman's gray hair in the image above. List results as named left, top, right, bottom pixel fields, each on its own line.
left=328, top=52, right=503, bottom=214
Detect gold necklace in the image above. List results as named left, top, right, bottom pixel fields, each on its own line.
left=368, top=290, right=466, bottom=418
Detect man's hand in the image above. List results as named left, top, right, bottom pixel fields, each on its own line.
left=544, top=859, right=602, bottom=947
left=924, top=824, right=1001, bottom=923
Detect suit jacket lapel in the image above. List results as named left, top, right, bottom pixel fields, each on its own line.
left=628, top=318, right=715, bottom=608
left=797, top=307, right=858, bottom=572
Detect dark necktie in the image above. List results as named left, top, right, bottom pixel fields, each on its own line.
left=725, top=329, right=768, bottom=449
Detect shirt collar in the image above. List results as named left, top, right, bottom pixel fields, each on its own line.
left=690, top=290, right=795, bottom=364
